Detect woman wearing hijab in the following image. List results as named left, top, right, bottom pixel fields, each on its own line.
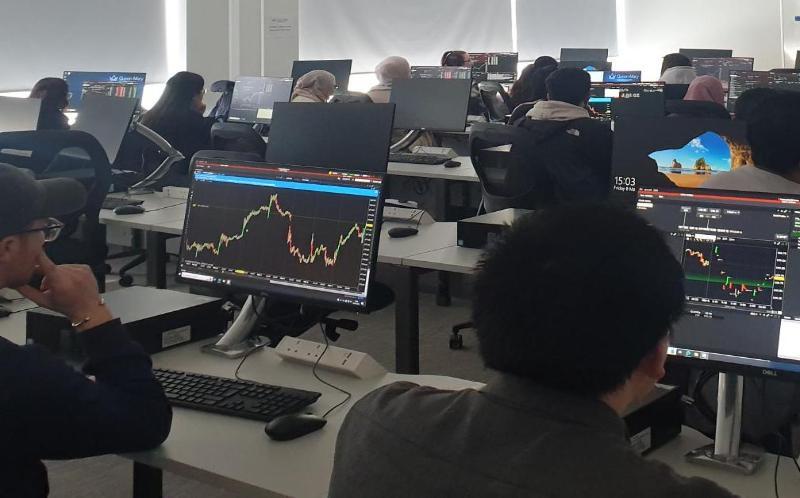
left=368, top=56, right=411, bottom=104
left=29, top=78, right=70, bottom=131
left=659, top=53, right=697, bottom=85
left=666, top=75, right=731, bottom=119
left=291, top=70, right=337, bottom=103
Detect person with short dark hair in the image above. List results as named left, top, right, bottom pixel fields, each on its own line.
left=329, top=204, right=735, bottom=498
left=660, top=53, right=697, bottom=84
left=29, top=78, right=70, bottom=131
left=532, top=55, right=558, bottom=70
left=512, top=68, right=613, bottom=205
left=441, top=50, right=470, bottom=67
left=733, top=86, right=778, bottom=122
left=140, top=71, right=213, bottom=181
left=702, top=91, right=800, bottom=193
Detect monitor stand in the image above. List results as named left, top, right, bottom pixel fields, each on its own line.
left=685, top=373, right=764, bottom=474
left=390, top=130, right=422, bottom=152
left=201, top=295, right=269, bottom=359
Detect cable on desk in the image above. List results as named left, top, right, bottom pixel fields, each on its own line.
left=313, top=323, right=352, bottom=419
left=144, top=202, right=186, bottom=213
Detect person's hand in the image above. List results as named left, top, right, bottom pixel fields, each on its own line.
left=14, top=254, right=113, bottom=331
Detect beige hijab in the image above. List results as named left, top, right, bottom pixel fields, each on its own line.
left=291, top=70, right=337, bottom=103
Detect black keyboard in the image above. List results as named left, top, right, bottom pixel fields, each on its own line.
left=102, top=198, right=144, bottom=210
left=154, top=368, right=321, bottom=422
left=389, top=152, right=450, bottom=165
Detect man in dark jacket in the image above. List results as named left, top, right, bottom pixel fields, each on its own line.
left=513, top=68, right=613, bottom=205
left=0, top=164, right=172, bottom=497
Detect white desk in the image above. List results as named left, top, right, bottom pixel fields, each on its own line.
left=387, top=156, right=479, bottom=183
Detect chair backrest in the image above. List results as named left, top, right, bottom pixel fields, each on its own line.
left=210, top=122, right=267, bottom=159
left=665, top=100, right=732, bottom=120
left=331, top=92, right=374, bottom=104
left=469, top=122, right=540, bottom=213
left=209, top=80, right=236, bottom=121
left=477, top=82, right=511, bottom=122
left=664, top=84, right=690, bottom=100
left=508, top=102, right=536, bottom=125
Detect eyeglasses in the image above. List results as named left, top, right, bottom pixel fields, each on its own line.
left=13, top=218, right=65, bottom=242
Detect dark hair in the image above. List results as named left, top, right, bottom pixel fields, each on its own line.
left=29, top=77, right=69, bottom=111
left=473, top=204, right=685, bottom=396
left=661, top=53, right=692, bottom=76
left=510, top=64, right=557, bottom=105
left=545, top=68, right=591, bottom=106
left=532, top=56, right=558, bottom=70
left=441, top=50, right=470, bottom=67
left=747, top=91, right=800, bottom=175
left=734, top=87, right=778, bottom=122
left=141, top=71, right=205, bottom=129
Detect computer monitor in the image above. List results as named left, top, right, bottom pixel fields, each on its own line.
left=291, top=59, right=352, bottom=92
left=62, top=71, right=146, bottom=112
left=727, top=70, right=800, bottom=111
left=559, top=60, right=612, bottom=72
left=796, top=51, right=800, bottom=70
left=227, top=76, right=293, bottom=124
left=636, top=186, right=800, bottom=381
left=178, top=159, right=384, bottom=310
left=72, top=94, right=138, bottom=163
left=266, top=102, right=395, bottom=173
left=410, top=66, right=472, bottom=80
left=589, top=71, right=642, bottom=84
left=389, top=78, right=472, bottom=132
left=0, top=97, right=41, bottom=133
left=691, top=58, right=754, bottom=89
left=611, top=117, right=749, bottom=204
left=560, top=48, right=609, bottom=62
left=588, top=83, right=665, bottom=121
left=679, top=48, right=734, bottom=59
left=768, top=70, right=800, bottom=92
left=469, top=53, right=519, bottom=83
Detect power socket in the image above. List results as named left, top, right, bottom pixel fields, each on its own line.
left=275, top=337, right=386, bottom=379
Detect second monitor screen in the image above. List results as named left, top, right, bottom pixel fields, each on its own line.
left=228, top=77, right=293, bottom=124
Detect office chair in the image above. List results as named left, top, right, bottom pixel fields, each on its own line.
left=664, top=84, right=690, bottom=100
left=209, top=80, right=236, bottom=122
left=477, top=82, right=511, bottom=123
left=508, top=102, right=536, bottom=125
left=210, top=122, right=267, bottom=159
left=665, top=100, right=731, bottom=120
left=0, top=130, right=113, bottom=287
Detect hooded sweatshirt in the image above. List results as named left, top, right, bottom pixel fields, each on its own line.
left=660, top=66, right=698, bottom=85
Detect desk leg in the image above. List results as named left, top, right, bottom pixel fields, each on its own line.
left=146, top=232, right=167, bottom=289
left=436, top=271, right=451, bottom=307
left=394, top=267, right=420, bottom=374
left=133, top=462, right=163, bottom=498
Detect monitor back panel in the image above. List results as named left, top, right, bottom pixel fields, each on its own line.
left=0, top=97, right=41, bottom=133
left=291, top=60, right=352, bottom=91
left=679, top=48, right=734, bottom=58
left=560, top=48, right=609, bottom=62
left=72, top=94, right=138, bottom=163
left=389, top=78, right=471, bottom=132
left=266, top=102, right=395, bottom=173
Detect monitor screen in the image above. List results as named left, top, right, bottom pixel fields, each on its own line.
left=691, top=58, right=754, bottom=89
left=227, top=76, right=293, bottom=124
left=603, top=71, right=642, bottom=84
left=389, top=78, right=471, bottom=132
left=560, top=48, right=609, bottom=62
left=178, top=159, right=384, bottom=310
left=679, top=48, right=734, bottom=59
left=636, top=187, right=800, bottom=380
left=469, top=53, right=519, bottom=83
left=727, top=70, right=800, bottom=111
left=62, top=71, right=146, bottom=112
left=72, top=94, right=138, bottom=163
left=0, top=97, right=41, bottom=133
left=559, top=60, right=612, bottom=72
left=588, top=83, right=665, bottom=121
left=611, top=117, right=750, bottom=204
left=266, top=102, right=395, bottom=173
left=291, top=59, right=352, bottom=92
left=410, top=66, right=472, bottom=80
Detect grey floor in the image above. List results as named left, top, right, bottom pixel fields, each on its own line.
left=45, top=257, right=490, bottom=497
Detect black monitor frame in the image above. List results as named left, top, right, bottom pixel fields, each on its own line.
left=389, top=78, right=472, bottom=133
left=291, top=59, right=352, bottom=92
left=560, top=48, right=609, bottom=62
left=410, top=66, right=473, bottom=80
left=559, top=60, right=612, bottom=71
left=679, top=48, right=734, bottom=59
left=178, top=157, right=385, bottom=311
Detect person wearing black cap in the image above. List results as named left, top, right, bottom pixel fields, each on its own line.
left=0, top=164, right=172, bottom=497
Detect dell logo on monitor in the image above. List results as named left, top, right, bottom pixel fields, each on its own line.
left=762, top=369, right=778, bottom=377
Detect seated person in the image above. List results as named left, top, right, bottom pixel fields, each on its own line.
left=659, top=53, right=697, bottom=85
left=329, top=204, right=735, bottom=498
left=140, top=71, right=214, bottom=180
left=29, top=78, right=70, bottom=131
left=368, top=56, right=410, bottom=104
left=702, top=90, right=800, bottom=193
left=508, top=64, right=557, bottom=123
left=442, top=50, right=485, bottom=117
left=532, top=55, right=558, bottom=70
left=290, top=70, right=336, bottom=103
left=0, top=165, right=171, bottom=497
left=666, top=75, right=731, bottom=119
left=513, top=68, right=613, bottom=204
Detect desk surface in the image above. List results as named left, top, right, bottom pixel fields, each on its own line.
left=387, top=156, right=479, bottom=183
left=100, top=192, right=186, bottom=234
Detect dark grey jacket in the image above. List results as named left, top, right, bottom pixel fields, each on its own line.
left=329, top=375, right=737, bottom=498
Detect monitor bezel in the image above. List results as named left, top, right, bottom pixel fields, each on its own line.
left=389, top=78, right=472, bottom=133
left=177, top=155, right=386, bottom=312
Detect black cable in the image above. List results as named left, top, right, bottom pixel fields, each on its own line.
left=144, top=201, right=186, bottom=213
left=234, top=343, right=268, bottom=383
left=313, top=322, right=353, bottom=419
left=775, top=444, right=781, bottom=498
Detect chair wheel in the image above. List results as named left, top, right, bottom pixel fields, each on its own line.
left=449, top=334, right=464, bottom=350
left=119, top=274, right=134, bottom=287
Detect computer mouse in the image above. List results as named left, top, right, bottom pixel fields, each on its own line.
left=388, top=227, right=419, bottom=238
left=113, top=204, right=146, bottom=215
left=444, top=160, right=461, bottom=169
left=264, top=413, right=327, bottom=441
